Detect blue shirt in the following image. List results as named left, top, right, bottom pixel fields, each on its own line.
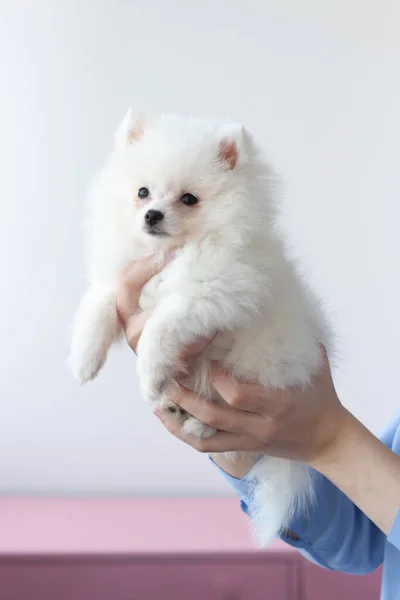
left=213, top=411, right=400, bottom=600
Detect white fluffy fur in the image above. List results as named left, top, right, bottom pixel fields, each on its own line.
left=68, top=109, right=331, bottom=545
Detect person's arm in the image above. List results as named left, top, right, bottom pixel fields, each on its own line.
left=209, top=412, right=400, bottom=573
left=309, top=411, right=400, bottom=539
left=209, top=408, right=400, bottom=540
left=162, top=366, right=400, bottom=547
left=115, top=260, right=400, bottom=565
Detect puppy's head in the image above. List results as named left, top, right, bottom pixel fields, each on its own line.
left=112, top=109, right=265, bottom=249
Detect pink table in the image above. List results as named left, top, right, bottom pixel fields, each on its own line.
left=0, top=497, right=381, bottom=599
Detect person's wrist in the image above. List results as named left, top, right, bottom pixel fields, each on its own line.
left=308, top=408, right=359, bottom=474
left=210, top=452, right=260, bottom=479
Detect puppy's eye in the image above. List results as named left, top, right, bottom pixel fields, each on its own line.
left=138, top=187, right=149, bottom=199
left=181, top=193, right=198, bottom=206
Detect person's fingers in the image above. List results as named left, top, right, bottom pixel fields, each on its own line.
left=124, top=309, right=152, bottom=353
left=116, top=258, right=160, bottom=326
left=210, top=369, right=270, bottom=414
left=167, top=384, right=260, bottom=435
left=319, top=343, right=329, bottom=361
left=154, top=411, right=265, bottom=453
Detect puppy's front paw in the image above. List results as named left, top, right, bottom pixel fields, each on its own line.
left=67, top=343, right=107, bottom=384
left=136, top=317, right=189, bottom=403
left=69, top=287, right=120, bottom=384
left=137, top=344, right=175, bottom=405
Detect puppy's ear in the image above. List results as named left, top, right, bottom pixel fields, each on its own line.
left=218, top=124, right=252, bottom=170
left=115, top=108, right=146, bottom=148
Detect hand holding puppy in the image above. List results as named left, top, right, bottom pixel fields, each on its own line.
left=117, top=260, right=347, bottom=480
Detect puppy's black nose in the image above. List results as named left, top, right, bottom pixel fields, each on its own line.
left=145, top=209, right=164, bottom=227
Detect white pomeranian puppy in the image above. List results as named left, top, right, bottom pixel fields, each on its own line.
left=68, top=109, right=330, bottom=545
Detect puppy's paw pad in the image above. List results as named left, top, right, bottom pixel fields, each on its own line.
left=155, top=397, right=190, bottom=423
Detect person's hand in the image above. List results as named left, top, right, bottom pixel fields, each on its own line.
left=158, top=350, right=400, bottom=539
left=156, top=350, right=350, bottom=477
left=116, top=258, right=157, bottom=352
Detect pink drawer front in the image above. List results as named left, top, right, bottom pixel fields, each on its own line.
left=0, top=556, right=297, bottom=600
left=303, top=562, right=382, bottom=600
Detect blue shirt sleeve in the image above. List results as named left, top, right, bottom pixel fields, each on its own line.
left=280, top=473, right=385, bottom=574
left=388, top=510, right=400, bottom=552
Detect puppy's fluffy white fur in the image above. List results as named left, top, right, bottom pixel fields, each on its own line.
left=69, top=109, right=331, bottom=545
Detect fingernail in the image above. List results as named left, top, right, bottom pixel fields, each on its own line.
left=153, top=409, right=162, bottom=420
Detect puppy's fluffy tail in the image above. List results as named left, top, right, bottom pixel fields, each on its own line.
left=248, top=457, right=314, bottom=546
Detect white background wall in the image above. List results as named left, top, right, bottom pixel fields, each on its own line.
left=0, top=0, right=399, bottom=495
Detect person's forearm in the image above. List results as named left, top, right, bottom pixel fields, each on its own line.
left=310, top=409, right=400, bottom=536
left=213, top=410, right=400, bottom=537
